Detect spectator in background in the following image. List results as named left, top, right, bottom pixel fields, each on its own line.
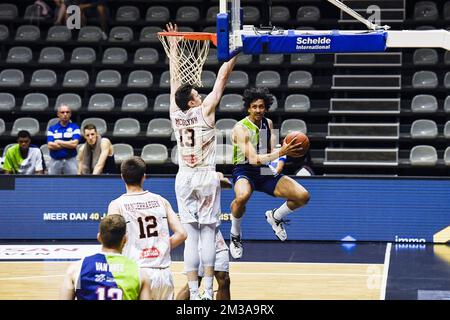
left=47, top=104, right=80, bottom=175
left=77, top=123, right=115, bottom=175
left=64, top=0, right=109, bottom=38
left=2, top=130, right=44, bottom=175
left=52, top=0, right=67, bottom=25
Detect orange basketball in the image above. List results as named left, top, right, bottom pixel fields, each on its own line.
left=283, top=131, right=310, bottom=157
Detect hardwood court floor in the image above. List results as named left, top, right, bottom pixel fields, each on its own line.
left=0, top=261, right=383, bottom=300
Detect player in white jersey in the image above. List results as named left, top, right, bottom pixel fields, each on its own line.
left=165, top=22, right=237, bottom=300
left=176, top=172, right=232, bottom=300
left=107, top=156, right=187, bottom=300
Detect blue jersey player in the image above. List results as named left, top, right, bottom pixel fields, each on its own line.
left=229, top=87, right=310, bottom=259
left=60, top=215, right=151, bottom=300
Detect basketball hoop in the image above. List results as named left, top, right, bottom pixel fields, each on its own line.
left=158, top=31, right=217, bottom=87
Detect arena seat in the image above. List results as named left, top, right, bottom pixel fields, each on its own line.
left=112, top=143, right=134, bottom=164
left=0, top=69, right=24, bottom=87
left=291, top=53, right=316, bottom=65
left=134, top=48, right=159, bottom=65
left=81, top=118, right=107, bottom=135
left=176, top=6, right=200, bottom=22
left=21, top=93, right=49, bottom=111
left=287, top=71, right=313, bottom=88
left=121, top=93, right=148, bottom=112
left=141, top=144, right=168, bottom=164
left=63, top=70, right=89, bottom=88
left=146, top=118, right=172, bottom=137
left=409, top=145, right=438, bottom=166
left=0, top=93, right=15, bottom=111
left=95, top=70, right=121, bottom=88
left=54, top=93, right=82, bottom=111
left=11, top=117, right=40, bottom=136
left=30, top=69, right=57, bottom=87
left=7, top=47, right=33, bottom=64
left=46, top=26, right=71, bottom=42
left=88, top=94, right=115, bottom=112
left=145, top=6, right=170, bottom=23
left=410, top=119, right=438, bottom=139
left=15, top=25, right=40, bottom=41
left=259, top=54, right=284, bottom=66
left=413, top=48, right=438, bottom=65
left=411, top=94, right=438, bottom=113
left=102, top=47, right=128, bottom=65
left=284, top=94, right=310, bottom=112
left=297, top=6, right=321, bottom=21
left=280, top=119, right=307, bottom=137
left=226, top=71, right=249, bottom=88
left=0, top=4, right=18, bottom=21
left=271, top=6, right=290, bottom=23
left=153, top=94, right=170, bottom=112
left=70, top=47, right=96, bottom=64
left=127, top=70, right=153, bottom=88
left=219, top=94, right=244, bottom=112
left=0, top=25, right=9, bottom=41
left=201, top=70, right=216, bottom=88
left=256, top=71, right=281, bottom=88
left=412, top=71, right=438, bottom=88
left=116, top=6, right=140, bottom=22
left=109, top=26, right=133, bottom=43
left=39, top=47, right=64, bottom=64
left=113, top=118, right=140, bottom=137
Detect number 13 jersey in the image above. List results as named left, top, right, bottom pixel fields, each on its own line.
left=109, top=191, right=171, bottom=268
left=170, top=105, right=216, bottom=168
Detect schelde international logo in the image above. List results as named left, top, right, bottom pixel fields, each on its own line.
left=296, top=36, right=332, bottom=50
left=140, top=247, right=160, bottom=259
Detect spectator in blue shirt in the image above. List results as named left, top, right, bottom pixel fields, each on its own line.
left=47, top=104, right=80, bottom=174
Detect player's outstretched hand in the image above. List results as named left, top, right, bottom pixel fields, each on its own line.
left=165, top=22, right=179, bottom=47
left=280, top=137, right=305, bottom=157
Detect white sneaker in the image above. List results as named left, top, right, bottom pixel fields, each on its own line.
left=192, top=293, right=202, bottom=300
left=201, top=292, right=213, bottom=300
left=229, top=233, right=243, bottom=259
left=265, top=209, right=287, bottom=241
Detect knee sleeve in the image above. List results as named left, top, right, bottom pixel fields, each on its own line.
left=183, top=223, right=200, bottom=272
left=199, top=224, right=216, bottom=267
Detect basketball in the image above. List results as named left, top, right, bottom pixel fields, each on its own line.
left=283, top=131, right=310, bottom=157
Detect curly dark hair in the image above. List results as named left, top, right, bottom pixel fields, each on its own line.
left=242, top=87, right=274, bottom=111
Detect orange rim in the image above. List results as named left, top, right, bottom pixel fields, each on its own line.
left=158, top=31, right=217, bottom=46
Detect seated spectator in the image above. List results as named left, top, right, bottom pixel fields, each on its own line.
left=77, top=123, right=115, bottom=174
left=2, top=130, right=44, bottom=175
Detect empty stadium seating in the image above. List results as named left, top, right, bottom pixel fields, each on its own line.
left=0, top=1, right=447, bottom=176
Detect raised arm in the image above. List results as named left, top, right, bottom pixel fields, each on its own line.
left=165, top=23, right=182, bottom=113
left=202, top=55, right=238, bottom=119
left=232, top=123, right=304, bottom=166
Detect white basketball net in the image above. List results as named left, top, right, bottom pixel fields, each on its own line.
left=158, top=34, right=211, bottom=87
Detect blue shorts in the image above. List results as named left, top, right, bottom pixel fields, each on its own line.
left=232, top=164, right=283, bottom=197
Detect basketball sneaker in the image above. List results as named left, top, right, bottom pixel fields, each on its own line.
left=229, top=233, right=243, bottom=259
left=192, top=293, right=202, bottom=300
left=265, top=209, right=288, bottom=241
left=201, top=292, right=213, bottom=300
